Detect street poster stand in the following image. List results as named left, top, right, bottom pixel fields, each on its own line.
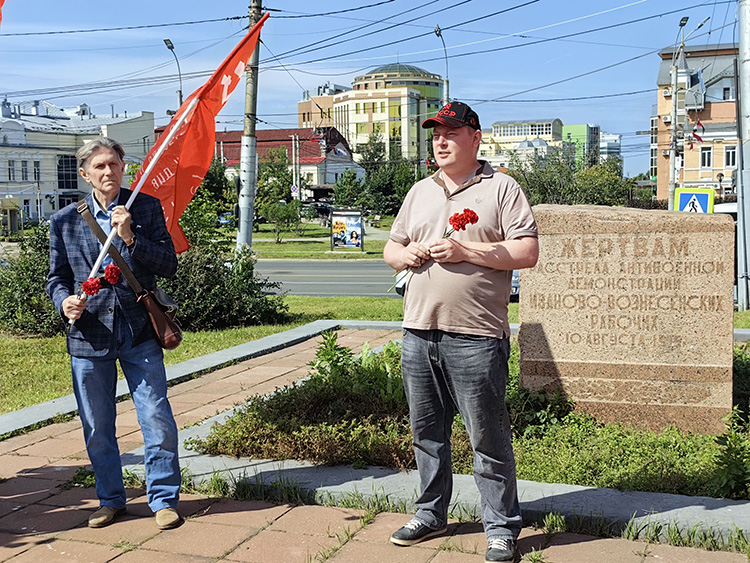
left=331, top=209, right=364, bottom=251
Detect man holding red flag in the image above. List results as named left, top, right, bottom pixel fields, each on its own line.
left=135, top=13, right=269, bottom=253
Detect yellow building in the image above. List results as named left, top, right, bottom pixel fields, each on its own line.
left=299, top=64, right=444, bottom=161
left=653, top=43, right=738, bottom=200
left=479, top=118, right=569, bottom=168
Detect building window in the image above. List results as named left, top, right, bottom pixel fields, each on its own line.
left=57, top=155, right=78, bottom=190
left=380, top=102, right=385, bottom=113
left=373, top=122, right=384, bottom=134
left=723, top=87, right=731, bottom=100
left=355, top=103, right=360, bottom=114
left=21, top=160, right=29, bottom=181
left=356, top=123, right=368, bottom=135
left=700, top=147, right=712, bottom=168
left=725, top=145, right=737, bottom=168
left=8, top=160, right=15, bottom=181
left=650, top=148, right=658, bottom=179
left=33, top=160, right=41, bottom=181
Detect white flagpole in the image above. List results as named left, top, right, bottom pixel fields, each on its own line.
left=71, top=97, right=199, bottom=324
left=83, top=97, right=200, bottom=283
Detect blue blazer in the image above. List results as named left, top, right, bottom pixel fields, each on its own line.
left=47, top=189, right=178, bottom=358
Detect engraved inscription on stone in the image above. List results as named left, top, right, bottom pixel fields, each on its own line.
left=518, top=205, right=735, bottom=434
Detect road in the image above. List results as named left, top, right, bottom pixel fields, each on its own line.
left=254, top=259, right=401, bottom=298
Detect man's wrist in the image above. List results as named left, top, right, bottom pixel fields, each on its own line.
left=123, top=234, right=136, bottom=248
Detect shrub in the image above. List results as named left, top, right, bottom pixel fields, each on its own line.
left=0, top=224, right=63, bottom=336
left=710, top=408, right=750, bottom=500
left=158, top=245, right=289, bottom=331
left=187, top=332, right=415, bottom=468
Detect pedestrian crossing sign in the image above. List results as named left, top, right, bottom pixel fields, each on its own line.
left=675, top=188, right=714, bottom=214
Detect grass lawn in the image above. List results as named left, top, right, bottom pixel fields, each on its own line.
left=211, top=222, right=388, bottom=259
left=0, top=296, right=405, bottom=415
left=2, top=296, right=747, bottom=416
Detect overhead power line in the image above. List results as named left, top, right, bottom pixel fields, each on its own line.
left=269, top=0, right=398, bottom=18
left=0, top=16, right=247, bottom=37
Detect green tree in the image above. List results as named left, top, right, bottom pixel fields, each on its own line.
left=179, top=187, right=221, bottom=247
left=256, top=147, right=293, bottom=212
left=574, top=156, right=630, bottom=206
left=508, top=147, right=577, bottom=205
left=262, top=200, right=302, bottom=243
left=358, top=133, right=386, bottom=176
left=201, top=157, right=232, bottom=202
left=333, top=168, right=364, bottom=208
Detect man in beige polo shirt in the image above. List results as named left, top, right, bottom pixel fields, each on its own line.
left=384, top=101, right=538, bottom=563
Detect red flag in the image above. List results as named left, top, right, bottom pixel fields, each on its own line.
left=0, top=0, right=5, bottom=25
left=135, top=13, right=269, bottom=253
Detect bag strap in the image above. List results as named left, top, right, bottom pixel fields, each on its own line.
left=77, top=200, right=145, bottom=295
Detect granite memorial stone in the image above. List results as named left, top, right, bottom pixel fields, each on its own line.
left=518, top=204, right=735, bottom=434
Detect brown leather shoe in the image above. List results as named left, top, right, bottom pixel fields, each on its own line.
left=155, top=508, right=183, bottom=530
left=88, top=506, right=126, bottom=528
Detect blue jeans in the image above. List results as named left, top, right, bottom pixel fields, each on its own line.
left=401, top=329, right=521, bottom=540
left=71, top=313, right=180, bottom=513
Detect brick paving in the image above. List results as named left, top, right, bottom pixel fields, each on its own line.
left=0, top=329, right=747, bottom=562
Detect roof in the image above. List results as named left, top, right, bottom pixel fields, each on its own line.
left=493, top=118, right=561, bottom=126
left=1, top=100, right=148, bottom=134
left=364, top=63, right=432, bottom=76
left=656, top=43, right=738, bottom=86
left=213, top=127, right=352, bottom=167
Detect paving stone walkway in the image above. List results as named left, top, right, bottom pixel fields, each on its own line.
left=0, top=328, right=747, bottom=562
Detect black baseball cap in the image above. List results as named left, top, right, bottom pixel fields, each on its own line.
left=421, top=101, right=480, bottom=130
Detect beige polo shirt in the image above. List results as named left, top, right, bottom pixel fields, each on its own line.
left=389, top=161, right=537, bottom=339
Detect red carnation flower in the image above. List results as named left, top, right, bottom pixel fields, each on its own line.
left=388, top=208, right=479, bottom=293
left=104, top=264, right=120, bottom=285
left=81, top=277, right=103, bottom=296
left=446, top=208, right=479, bottom=237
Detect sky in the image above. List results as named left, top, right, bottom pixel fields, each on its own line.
left=0, top=0, right=741, bottom=177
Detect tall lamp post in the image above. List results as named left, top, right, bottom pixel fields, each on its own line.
left=434, top=25, right=449, bottom=106
left=667, top=16, right=709, bottom=211
left=163, top=38, right=183, bottom=107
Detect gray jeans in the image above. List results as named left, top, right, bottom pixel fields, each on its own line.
left=401, top=329, right=521, bottom=540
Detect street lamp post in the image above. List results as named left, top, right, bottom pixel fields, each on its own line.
left=668, top=16, right=710, bottom=211
left=434, top=25, right=449, bottom=106
left=718, top=172, right=725, bottom=197
left=163, top=38, right=183, bottom=107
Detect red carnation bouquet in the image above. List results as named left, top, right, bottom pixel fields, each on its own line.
left=388, top=208, right=479, bottom=293
left=80, top=264, right=121, bottom=297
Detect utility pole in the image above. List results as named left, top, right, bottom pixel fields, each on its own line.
left=237, top=0, right=263, bottom=251
left=668, top=18, right=689, bottom=212
left=737, top=0, right=750, bottom=309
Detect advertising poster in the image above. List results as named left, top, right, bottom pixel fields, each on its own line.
left=331, top=209, right=363, bottom=250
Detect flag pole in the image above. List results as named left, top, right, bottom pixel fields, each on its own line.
left=83, top=97, right=200, bottom=283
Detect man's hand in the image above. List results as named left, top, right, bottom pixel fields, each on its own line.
left=62, top=294, right=87, bottom=321
left=384, top=239, right=431, bottom=271
left=110, top=205, right=134, bottom=244
left=429, top=238, right=465, bottom=264
left=401, top=241, right=431, bottom=269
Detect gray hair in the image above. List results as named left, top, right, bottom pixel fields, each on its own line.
left=76, top=137, right=125, bottom=171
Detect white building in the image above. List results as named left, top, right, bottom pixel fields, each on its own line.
left=599, top=132, right=622, bottom=162
left=0, top=100, right=154, bottom=229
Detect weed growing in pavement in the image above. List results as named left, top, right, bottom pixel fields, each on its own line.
left=112, top=540, right=139, bottom=553
left=522, top=548, right=548, bottom=563
left=60, top=467, right=95, bottom=489
left=122, top=468, right=146, bottom=489
left=195, top=470, right=231, bottom=498
left=542, top=511, right=567, bottom=536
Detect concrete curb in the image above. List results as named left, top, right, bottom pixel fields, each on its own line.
left=0, top=319, right=403, bottom=436
left=3, top=320, right=750, bottom=541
